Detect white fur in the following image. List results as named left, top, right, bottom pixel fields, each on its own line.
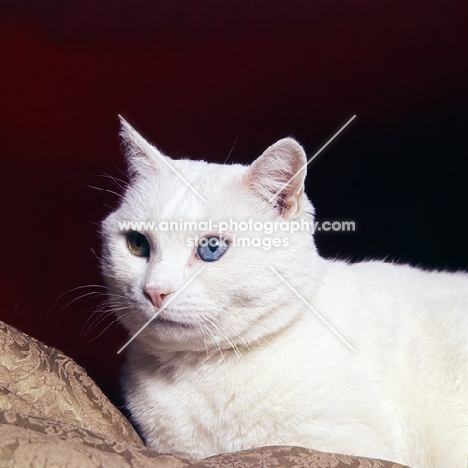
left=101, top=120, right=468, bottom=467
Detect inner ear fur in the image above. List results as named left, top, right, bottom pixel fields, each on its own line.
left=244, top=138, right=307, bottom=219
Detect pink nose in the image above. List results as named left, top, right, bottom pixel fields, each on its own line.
left=144, top=287, right=173, bottom=308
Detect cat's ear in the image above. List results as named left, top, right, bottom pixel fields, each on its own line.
left=244, top=138, right=307, bottom=219
left=118, top=115, right=168, bottom=178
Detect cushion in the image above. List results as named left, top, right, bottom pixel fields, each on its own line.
left=0, top=409, right=189, bottom=468
left=0, top=321, right=141, bottom=445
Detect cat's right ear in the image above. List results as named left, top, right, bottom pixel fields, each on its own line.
left=244, top=138, right=307, bottom=219
left=118, top=115, right=168, bottom=178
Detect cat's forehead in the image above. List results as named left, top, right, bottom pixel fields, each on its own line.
left=121, top=158, right=250, bottom=221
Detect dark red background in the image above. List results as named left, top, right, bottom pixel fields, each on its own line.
left=1, top=1, right=466, bottom=403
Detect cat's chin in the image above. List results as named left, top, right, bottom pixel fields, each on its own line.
left=153, top=316, right=194, bottom=330
left=124, top=313, right=209, bottom=352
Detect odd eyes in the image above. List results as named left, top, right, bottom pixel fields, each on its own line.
left=197, top=236, right=229, bottom=262
left=126, top=232, right=229, bottom=263
left=126, top=231, right=151, bottom=258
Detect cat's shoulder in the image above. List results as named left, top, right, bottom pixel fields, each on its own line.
left=329, top=257, right=467, bottom=282
left=320, top=257, right=468, bottom=309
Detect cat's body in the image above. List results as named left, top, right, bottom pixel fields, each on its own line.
left=102, top=118, right=468, bottom=468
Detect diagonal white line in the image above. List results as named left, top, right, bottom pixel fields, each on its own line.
left=268, top=115, right=356, bottom=203
left=150, top=152, right=207, bottom=202
left=119, top=115, right=207, bottom=202
left=268, top=266, right=357, bottom=353
left=117, top=266, right=206, bottom=354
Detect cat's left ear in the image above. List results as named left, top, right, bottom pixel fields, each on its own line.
left=118, top=115, right=168, bottom=179
left=244, top=138, right=307, bottom=219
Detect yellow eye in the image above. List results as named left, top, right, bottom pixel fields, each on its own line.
left=127, top=231, right=150, bottom=258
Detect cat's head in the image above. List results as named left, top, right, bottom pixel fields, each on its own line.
left=101, top=117, right=322, bottom=353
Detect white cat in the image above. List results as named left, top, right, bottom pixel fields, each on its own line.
left=101, top=117, right=468, bottom=468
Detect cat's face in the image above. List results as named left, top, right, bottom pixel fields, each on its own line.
left=101, top=118, right=319, bottom=353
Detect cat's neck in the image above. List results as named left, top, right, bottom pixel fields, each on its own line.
left=128, top=304, right=317, bottom=369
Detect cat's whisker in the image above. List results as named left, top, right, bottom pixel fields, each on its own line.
left=49, top=284, right=109, bottom=312
left=79, top=298, right=131, bottom=344
left=80, top=312, right=111, bottom=341
left=93, top=172, right=128, bottom=191
left=89, top=248, right=100, bottom=261
left=197, top=322, right=212, bottom=360
left=102, top=291, right=132, bottom=302
left=56, top=291, right=109, bottom=319
left=84, top=316, right=128, bottom=345
left=71, top=168, right=128, bottom=193
left=83, top=298, right=115, bottom=318
left=200, top=318, right=226, bottom=363
left=83, top=184, right=123, bottom=199
left=78, top=300, right=115, bottom=332
left=110, top=160, right=130, bottom=181
left=204, top=314, right=243, bottom=362
left=48, top=284, right=112, bottom=327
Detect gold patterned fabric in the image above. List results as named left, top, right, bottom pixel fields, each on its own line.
left=0, top=321, right=409, bottom=468
left=0, top=410, right=189, bottom=468
left=0, top=321, right=141, bottom=445
left=202, top=446, right=410, bottom=468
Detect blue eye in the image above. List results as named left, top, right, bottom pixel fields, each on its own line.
left=197, top=236, right=229, bottom=262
